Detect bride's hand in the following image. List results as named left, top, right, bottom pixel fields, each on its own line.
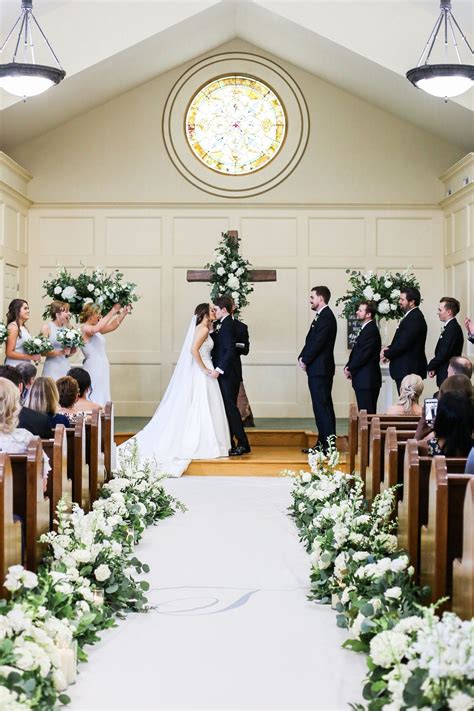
left=206, top=369, right=219, bottom=378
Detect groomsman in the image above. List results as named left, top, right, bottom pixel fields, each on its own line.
left=427, top=297, right=464, bottom=387
left=298, top=286, right=337, bottom=453
left=381, top=286, right=427, bottom=393
left=344, top=301, right=381, bottom=413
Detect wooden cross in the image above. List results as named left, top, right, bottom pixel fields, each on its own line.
left=186, top=231, right=277, bottom=283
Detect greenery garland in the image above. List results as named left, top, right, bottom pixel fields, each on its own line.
left=204, top=232, right=253, bottom=318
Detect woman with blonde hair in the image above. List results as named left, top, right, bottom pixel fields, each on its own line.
left=5, top=299, right=41, bottom=366
left=79, top=302, right=130, bottom=406
left=41, top=301, right=76, bottom=379
left=27, top=376, right=70, bottom=428
left=0, top=377, right=50, bottom=490
left=386, top=374, right=424, bottom=416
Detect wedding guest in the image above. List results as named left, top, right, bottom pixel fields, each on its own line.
left=298, top=286, right=337, bottom=453
left=464, top=317, right=474, bottom=344
left=415, top=374, right=473, bottom=441
left=80, top=303, right=130, bottom=406
left=419, top=391, right=473, bottom=458
left=16, top=362, right=37, bottom=404
left=427, top=297, right=464, bottom=387
left=4, top=299, right=41, bottom=367
left=42, top=301, right=75, bottom=379
left=67, top=367, right=101, bottom=412
left=466, top=446, right=474, bottom=474
left=26, top=377, right=70, bottom=428
left=344, top=301, right=381, bottom=413
left=56, top=375, right=82, bottom=423
left=447, top=355, right=472, bottom=380
left=0, top=365, right=52, bottom=439
left=0, top=377, right=50, bottom=491
left=386, top=374, right=424, bottom=416
left=381, top=287, right=427, bottom=393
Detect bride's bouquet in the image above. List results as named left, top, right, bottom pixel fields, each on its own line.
left=23, top=334, right=54, bottom=356
left=56, top=327, right=84, bottom=349
left=0, top=323, right=8, bottom=346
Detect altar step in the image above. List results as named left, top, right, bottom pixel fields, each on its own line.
left=114, top=429, right=348, bottom=477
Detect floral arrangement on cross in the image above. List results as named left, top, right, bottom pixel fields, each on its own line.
left=335, top=268, right=420, bottom=321
left=204, top=232, right=253, bottom=318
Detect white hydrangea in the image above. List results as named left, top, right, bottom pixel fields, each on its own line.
left=370, top=631, right=409, bottom=668
left=390, top=288, right=400, bottom=298
left=363, top=285, right=374, bottom=299
left=217, top=266, right=225, bottom=276
left=230, top=261, right=238, bottom=270
left=61, top=286, right=77, bottom=300
left=448, top=692, right=474, bottom=711
left=378, top=299, right=390, bottom=314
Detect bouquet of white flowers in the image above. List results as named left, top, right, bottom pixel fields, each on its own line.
left=56, top=327, right=84, bottom=349
left=0, top=322, right=8, bottom=346
left=23, top=335, right=54, bottom=356
left=336, top=268, right=420, bottom=321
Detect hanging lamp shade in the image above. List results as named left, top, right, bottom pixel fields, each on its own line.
left=0, top=0, right=66, bottom=99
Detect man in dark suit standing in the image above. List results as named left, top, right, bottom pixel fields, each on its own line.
left=427, top=297, right=464, bottom=387
left=298, top=285, right=337, bottom=453
left=381, top=286, right=427, bottom=393
left=344, top=301, right=381, bottom=413
left=211, top=295, right=251, bottom=457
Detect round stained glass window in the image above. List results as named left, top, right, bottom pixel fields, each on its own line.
left=185, top=75, right=286, bottom=175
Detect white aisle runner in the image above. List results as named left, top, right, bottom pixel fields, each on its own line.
left=69, top=477, right=366, bottom=710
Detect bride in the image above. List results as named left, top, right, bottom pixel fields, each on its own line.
left=118, top=303, right=231, bottom=476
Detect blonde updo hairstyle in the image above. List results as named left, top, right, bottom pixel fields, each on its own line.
left=48, top=300, right=70, bottom=320
left=0, top=377, right=22, bottom=433
left=397, top=374, right=424, bottom=414
left=27, top=376, right=60, bottom=416
left=79, top=303, right=101, bottom=323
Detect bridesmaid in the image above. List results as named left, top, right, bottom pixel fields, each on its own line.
left=4, top=299, right=41, bottom=366
left=41, top=300, right=75, bottom=379
left=79, top=302, right=130, bottom=406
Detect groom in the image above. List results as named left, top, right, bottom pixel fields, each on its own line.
left=211, top=295, right=251, bottom=457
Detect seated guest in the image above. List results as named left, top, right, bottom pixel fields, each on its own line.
left=385, top=374, right=424, bottom=416
left=466, top=446, right=474, bottom=474
left=26, top=377, right=70, bottom=428
left=57, top=375, right=90, bottom=423
left=415, top=374, right=473, bottom=441
left=16, top=362, right=37, bottom=405
left=419, top=391, right=474, bottom=458
left=447, top=355, right=472, bottom=380
left=464, top=317, right=474, bottom=345
left=0, top=366, right=52, bottom=439
left=67, top=367, right=102, bottom=413
left=0, top=377, right=50, bottom=491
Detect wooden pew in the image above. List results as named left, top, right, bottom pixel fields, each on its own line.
left=452, top=477, right=474, bottom=620
left=101, top=401, right=114, bottom=481
left=398, top=441, right=467, bottom=578
left=420, top=456, right=472, bottom=606
left=66, top=417, right=90, bottom=511
left=365, top=418, right=417, bottom=502
left=380, top=426, right=418, bottom=498
left=85, top=410, right=105, bottom=505
left=42, top=425, right=72, bottom=528
left=348, top=403, right=358, bottom=474
left=0, top=454, right=22, bottom=596
left=10, top=438, right=50, bottom=571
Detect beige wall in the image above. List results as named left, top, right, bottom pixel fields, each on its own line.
left=4, top=42, right=468, bottom=417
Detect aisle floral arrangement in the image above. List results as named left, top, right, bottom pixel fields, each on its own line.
left=42, top=267, right=139, bottom=318
left=204, top=232, right=253, bottom=317
left=286, top=440, right=474, bottom=710
left=335, top=268, right=420, bottom=321
left=0, top=442, right=185, bottom=709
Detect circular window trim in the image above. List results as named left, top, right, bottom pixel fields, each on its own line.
left=162, top=51, right=310, bottom=199
left=184, top=74, right=288, bottom=176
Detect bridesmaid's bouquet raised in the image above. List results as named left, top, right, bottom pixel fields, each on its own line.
left=0, top=323, right=8, bottom=346
left=56, top=327, right=84, bottom=349
left=23, top=335, right=54, bottom=356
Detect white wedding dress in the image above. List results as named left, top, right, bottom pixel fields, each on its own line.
left=118, top=317, right=231, bottom=476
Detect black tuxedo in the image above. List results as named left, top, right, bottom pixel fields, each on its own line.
left=346, top=319, right=382, bottom=413
left=427, top=318, right=464, bottom=387
left=384, top=307, right=427, bottom=392
left=233, top=318, right=250, bottom=383
left=19, top=407, right=53, bottom=439
left=299, top=306, right=337, bottom=451
left=211, top=316, right=249, bottom=450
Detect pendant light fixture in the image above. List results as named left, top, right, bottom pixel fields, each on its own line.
left=0, top=0, right=66, bottom=99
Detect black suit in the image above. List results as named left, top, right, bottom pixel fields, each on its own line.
left=19, top=407, right=53, bottom=439
left=346, top=320, right=382, bottom=413
left=233, top=319, right=250, bottom=383
left=384, top=307, right=427, bottom=392
left=427, top=318, right=464, bottom=387
left=211, top=316, right=249, bottom=450
left=299, top=306, right=337, bottom=451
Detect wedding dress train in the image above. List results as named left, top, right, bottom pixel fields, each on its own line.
left=118, top=318, right=230, bottom=476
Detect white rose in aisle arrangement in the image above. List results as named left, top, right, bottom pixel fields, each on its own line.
left=94, top=564, right=111, bottom=582
left=369, top=631, right=409, bottom=668
left=385, top=587, right=402, bottom=600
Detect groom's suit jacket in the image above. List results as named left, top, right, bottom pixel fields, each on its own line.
left=211, top=316, right=240, bottom=385
left=427, top=318, right=464, bottom=386
left=233, top=318, right=249, bottom=383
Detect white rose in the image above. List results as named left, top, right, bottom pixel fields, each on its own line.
left=87, top=283, right=95, bottom=292
left=73, top=549, right=91, bottom=564
left=373, top=293, right=381, bottom=302
left=230, top=261, right=238, bottom=270
left=94, top=564, right=111, bottom=582
left=53, top=668, right=68, bottom=692
left=384, top=280, right=393, bottom=288
left=61, top=286, right=77, bottom=300
left=385, top=586, right=402, bottom=600
left=217, top=267, right=225, bottom=276
left=353, top=551, right=370, bottom=562
left=33, top=338, right=42, bottom=346
left=22, top=571, right=38, bottom=589
left=390, top=556, right=409, bottom=573
left=377, top=299, right=390, bottom=314
left=448, top=692, right=474, bottom=711
left=362, top=286, right=374, bottom=299
left=236, top=268, right=244, bottom=276
left=301, top=471, right=311, bottom=483
left=54, top=286, right=62, bottom=295
left=298, top=502, right=306, bottom=513
left=351, top=612, right=366, bottom=639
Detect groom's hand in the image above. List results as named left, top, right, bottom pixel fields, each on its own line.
left=298, top=357, right=306, bottom=371
left=207, top=369, right=220, bottom=378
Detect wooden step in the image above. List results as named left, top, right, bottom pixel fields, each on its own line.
left=185, top=446, right=309, bottom=476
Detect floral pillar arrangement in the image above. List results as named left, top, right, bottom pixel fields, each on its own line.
left=204, top=232, right=253, bottom=319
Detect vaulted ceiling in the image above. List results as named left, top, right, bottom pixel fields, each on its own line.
left=1, top=0, right=473, bottom=151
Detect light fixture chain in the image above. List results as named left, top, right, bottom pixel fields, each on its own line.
left=12, top=12, right=27, bottom=63
left=29, top=12, right=64, bottom=68
left=447, top=15, right=462, bottom=64
left=0, top=13, right=22, bottom=53
left=449, top=11, right=474, bottom=54
left=417, top=10, right=444, bottom=66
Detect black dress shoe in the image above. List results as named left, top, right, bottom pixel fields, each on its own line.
left=229, top=445, right=251, bottom=456
left=301, top=447, right=318, bottom=454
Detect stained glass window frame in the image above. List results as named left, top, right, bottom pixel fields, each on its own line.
left=184, top=74, right=287, bottom=176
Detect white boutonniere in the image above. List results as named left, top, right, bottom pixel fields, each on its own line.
left=214, top=323, right=222, bottom=334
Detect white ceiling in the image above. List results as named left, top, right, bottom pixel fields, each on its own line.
left=0, top=0, right=473, bottom=150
